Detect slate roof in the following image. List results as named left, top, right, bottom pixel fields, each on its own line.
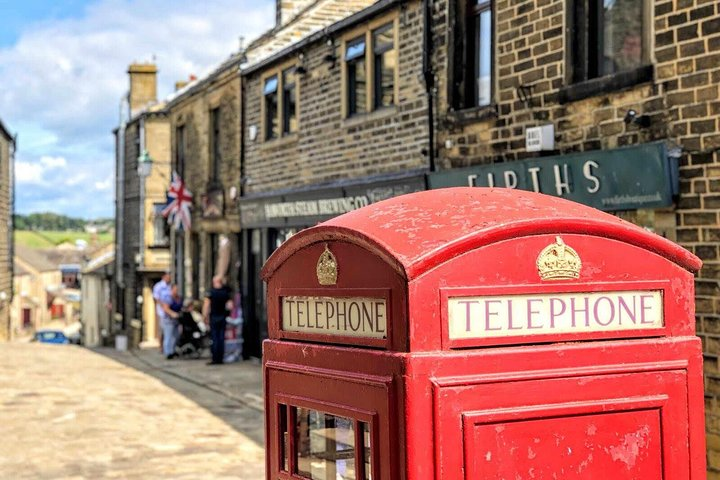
left=14, top=245, right=57, bottom=273
left=244, top=0, right=378, bottom=67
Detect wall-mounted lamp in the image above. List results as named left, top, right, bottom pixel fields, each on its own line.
left=323, top=36, right=337, bottom=68
left=137, top=149, right=153, bottom=178
left=296, top=53, right=307, bottom=75
left=517, top=84, right=535, bottom=108
left=624, top=109, right=651, bottom=128
left=0, top=291, right=7, bottom=302
left=248, top=124, right=258, bottom=141
left=136, top=295, right=143, bottom=305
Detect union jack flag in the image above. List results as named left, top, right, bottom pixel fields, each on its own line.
left=161, top=171, right=193, bottom=231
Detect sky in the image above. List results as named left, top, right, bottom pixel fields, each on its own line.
left=0, top=0, right=275, bottom=219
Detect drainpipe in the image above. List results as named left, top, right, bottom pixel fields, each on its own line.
left=116, top=93, right=129, bottom=330
left=423, top=0, right=436, bottom=172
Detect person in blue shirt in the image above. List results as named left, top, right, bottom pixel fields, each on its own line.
left=153, top=272, right=180, bottom=359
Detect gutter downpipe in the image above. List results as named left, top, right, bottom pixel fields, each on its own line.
left=423, top=0, right=436, bottom=173
left=116, top=93, right=128, bottom=330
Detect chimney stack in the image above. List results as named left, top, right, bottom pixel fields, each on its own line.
left=128, top=63, right=158, bottom=114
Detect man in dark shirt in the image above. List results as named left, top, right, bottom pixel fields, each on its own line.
left=203, top=275, right=233, bottom=365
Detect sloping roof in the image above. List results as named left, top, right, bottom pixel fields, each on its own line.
left=0, top=117, right=14, bottom=143
left=83, top=246, right=115, bottom=274
left=165, top=0, right=379, bottom=107
left=244, top=0, right=378, bottom=68
left=15, top=245, right=57, bottom=273
left=13, top=261, right=30, bottom=277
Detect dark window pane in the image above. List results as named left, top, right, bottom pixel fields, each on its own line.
left=264, top=75, right=278, bottom=140
left=211, top=107, right=221, bottom=180
left=602, top=0, right=643, bottom=75
left=296, top=408, right=357, bottom=479
left=175, top=126, right=185, bottom=177
left=282, top=68, right=297, bottom=134
left=361, top=422, right=372, bottom=480
left=348, top=59, right=367, bottom=116
left=373, top=24, right=395, bottom=109
left=280, top=404, right=289, bottom=472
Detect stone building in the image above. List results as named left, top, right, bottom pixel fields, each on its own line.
left=165, top=55, right=242, bottom=306
left=425, top=0, right=720, bottom=472
left=0, top=119, right=14, bottom=341
left=113, top=63, right=171, bottom=347
left=238, top=0, right=430, bottom=357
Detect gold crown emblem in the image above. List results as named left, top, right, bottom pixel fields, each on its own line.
left=316, top=245, right=338, bottom=285
left=536, top=236, right=582, bottom=281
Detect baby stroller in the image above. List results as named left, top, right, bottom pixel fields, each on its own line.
left=175, top=310, right=209, bottom=359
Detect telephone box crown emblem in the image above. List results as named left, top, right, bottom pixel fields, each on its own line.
left=316, top=245, right=338, bottom=285
left=536, top=236, right=582, bottom=280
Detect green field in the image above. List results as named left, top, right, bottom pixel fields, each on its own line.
left=15, top=230, right=114, bottom=249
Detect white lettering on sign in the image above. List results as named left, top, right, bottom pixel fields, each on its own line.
left=282, top=296, right=387, bottom=339
left=448, top=290, right=663, bottom=340
left=265, top=196, right=370, bottom=219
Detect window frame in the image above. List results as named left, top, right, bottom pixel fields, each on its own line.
left=562, top=0, right=653, bottom=102
left=261, top=61, right=300, bottom=143
left=209, top=106, right=221, bottom=181
left=151, top=203, right=170, bottom=248
left=448, top=0, right=496, bottom=113
left=274, top=395, right=379, bottom=480
left=341, top=13, right=400, bottom=119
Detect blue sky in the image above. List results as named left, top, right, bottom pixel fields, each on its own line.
left=0, top=0, right=274, bottom=219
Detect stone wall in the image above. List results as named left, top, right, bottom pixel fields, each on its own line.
left=243, top=0, right=430, bottom=195
left=432, top=0, right=719, bottom=472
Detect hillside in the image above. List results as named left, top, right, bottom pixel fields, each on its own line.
left=15, top=230, right=114, bottom=249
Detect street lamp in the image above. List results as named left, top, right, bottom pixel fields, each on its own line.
left=137, top=149, right=153, bottom=178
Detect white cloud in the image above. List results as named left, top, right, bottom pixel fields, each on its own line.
left=94, top=177, right=113, bottom=191
left=39, top=156, right=67, bottom=169
left=1, top=0, right=275, bottom=218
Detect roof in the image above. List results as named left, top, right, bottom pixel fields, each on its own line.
left=244, top=0, right=377, bottom=68
left=262, top=188, right=702, bottom=281
left=83, top=248, right=115, bottom=274
left=13, top=261, right=30, bottom=277
left=15, top=245, right=58, bottom=273
left=165, top=0, right=380, bottom=108
left=0, top=117, right=14, bottom=143
left=243, top=0, right=401, bottom=75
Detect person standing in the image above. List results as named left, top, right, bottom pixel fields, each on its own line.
left=153, top=272, right=179, bottom=359
left=203, top=275, right=233, bottom=365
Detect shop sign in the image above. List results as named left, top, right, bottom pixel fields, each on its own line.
left=447, top=290, right=663, bottom=340
left=240, top=174, right=426, bottom=226
left=428, top=143, right=677, bottom=211
left=282, top=296, right=387, bottom=339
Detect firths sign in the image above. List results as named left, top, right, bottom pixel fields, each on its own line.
left=448, top=290, right=663, bottom=340
left=282, top=296, right=387, bottom=339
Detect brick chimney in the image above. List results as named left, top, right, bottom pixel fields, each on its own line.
left=128, top=63, right=158, bottom=114
left=276, top=0, right=316, bottom=26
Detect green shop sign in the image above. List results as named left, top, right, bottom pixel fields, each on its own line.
left=428, top=142, right=678, bottom=211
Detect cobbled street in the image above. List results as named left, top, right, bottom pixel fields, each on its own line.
left=0, top=343, right=265, bottom=479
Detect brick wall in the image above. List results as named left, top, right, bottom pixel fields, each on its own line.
left=167, top=67, right=242, bottom=295
left=432, top=0, right=720, bottom=471
left=243, top=0, right=429, bottom=195
left=120, top=120, right=141, bottom=322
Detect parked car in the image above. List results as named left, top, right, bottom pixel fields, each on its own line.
left=34, top=329, right=71, bottom=344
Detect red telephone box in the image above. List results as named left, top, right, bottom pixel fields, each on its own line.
left=262, top=187, right=706, bottom=479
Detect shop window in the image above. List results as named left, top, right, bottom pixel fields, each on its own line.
left=278, top=403, right=374, bottom=479
left=344, top=19, right=397, bottom=118
left=571, top=0, right=645, bottom=83
left=210, top=107, right=221, bottom=181
left=152, top=203, right=170, bottom=247
left=373, top=24, right=396, bottom=109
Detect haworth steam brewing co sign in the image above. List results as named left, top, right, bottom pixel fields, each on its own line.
left=429, top=142, right=678, bottom=211
left=239, top=174, right=426, bottom=227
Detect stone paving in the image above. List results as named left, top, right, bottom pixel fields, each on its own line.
left=0, top=343, right=265, bottom=479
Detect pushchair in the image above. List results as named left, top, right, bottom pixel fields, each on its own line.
left=175, top=310, right=209, bottom=359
